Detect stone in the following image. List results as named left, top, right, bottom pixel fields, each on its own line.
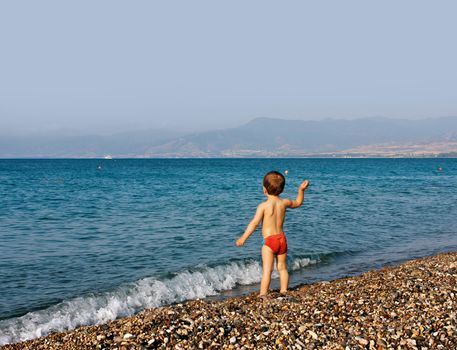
left=308, top=330, right=318, bottom=340
left=355, top=336, right=369, bottom=346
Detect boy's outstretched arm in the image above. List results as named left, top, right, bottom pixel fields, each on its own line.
left=236, top=203, right=265, bottom=246
left=284, top=180, right=310, bottom=209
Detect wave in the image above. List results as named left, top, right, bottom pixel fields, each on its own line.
left=0, top=256, right=317, bottom=345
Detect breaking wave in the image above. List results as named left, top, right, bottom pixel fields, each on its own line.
left=0, top=257, right=317, bottom=345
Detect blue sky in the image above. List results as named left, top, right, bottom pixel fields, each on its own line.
left=1, top=1, right=456, bottom=135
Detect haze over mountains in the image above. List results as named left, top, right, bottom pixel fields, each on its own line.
left=2, top=117, right=457, bottom=158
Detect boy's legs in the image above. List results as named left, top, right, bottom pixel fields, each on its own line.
left=276, top=253, right=289, bottom=293
left=260, top=245, right=275, bottom=296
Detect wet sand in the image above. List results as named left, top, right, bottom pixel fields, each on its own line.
left=2, top=252, right=456, bottom=349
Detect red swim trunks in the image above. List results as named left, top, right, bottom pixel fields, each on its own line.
left=264, top=233, right=288, bottom=255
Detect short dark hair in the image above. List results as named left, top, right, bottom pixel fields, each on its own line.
left=263, top=171, right=285, bottom=196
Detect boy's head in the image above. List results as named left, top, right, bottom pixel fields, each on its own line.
left=263, top=171, right=285, bottom=196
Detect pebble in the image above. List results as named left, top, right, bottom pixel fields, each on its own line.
left=308, top=330, right=318, bottom=340
left=298, top=325, right=307, bottom=333
left=407, top=338, right=417, bottom=346
left=355, top=336, right=368, bottom=346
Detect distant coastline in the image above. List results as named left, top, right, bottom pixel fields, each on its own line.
left=1, top=153, right=457, bottom=159
left=2, top=116, right=457, bottom=158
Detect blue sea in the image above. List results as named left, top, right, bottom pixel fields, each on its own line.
left=1, top=158, right=457, bottom=345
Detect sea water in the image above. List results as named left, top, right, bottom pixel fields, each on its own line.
left=1, top=158, right=457, bottom=344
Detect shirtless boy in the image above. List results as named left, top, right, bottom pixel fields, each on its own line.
left=236, top=171, right=309, bottom=296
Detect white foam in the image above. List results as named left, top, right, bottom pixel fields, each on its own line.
left=0, top=257, right=316, bottom=345
left=291, top=257, right=317, bottom=270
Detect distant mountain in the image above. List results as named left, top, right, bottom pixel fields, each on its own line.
left=144, top=116, right=457, bottom=157
left=2, top=117, right=457, bottom=157
left=0, top=129, right=183, bottom=158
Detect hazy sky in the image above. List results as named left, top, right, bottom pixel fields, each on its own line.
left=1, top=1, right=456, bottom=135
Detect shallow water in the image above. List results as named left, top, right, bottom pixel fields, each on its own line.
left=1, top=158, right=457, bottom=344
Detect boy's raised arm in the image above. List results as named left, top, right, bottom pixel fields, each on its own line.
left=236, top=203, right=265, bottom=246
left=284, top=180, right=310, bottom=209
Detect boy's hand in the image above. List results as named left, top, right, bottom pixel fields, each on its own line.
left=300, top=180, right=310, bottom=191
left=236, top=238, right=245, bottom=247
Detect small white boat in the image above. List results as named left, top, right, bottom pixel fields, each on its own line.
left=104, top=155, right=113, bottom=160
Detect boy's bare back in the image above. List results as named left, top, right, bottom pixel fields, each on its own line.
left=259, top=197, right=287, bottom=238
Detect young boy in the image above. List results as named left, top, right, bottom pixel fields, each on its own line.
left=236, top=171, right=309, bottom=296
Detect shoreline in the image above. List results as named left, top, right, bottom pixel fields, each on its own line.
left=2, top=252, right=456, bottom=349
left=1, top=156, right=457, bottom=160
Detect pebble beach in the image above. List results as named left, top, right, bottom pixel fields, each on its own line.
left=2, top=252, right=456, bottom=350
